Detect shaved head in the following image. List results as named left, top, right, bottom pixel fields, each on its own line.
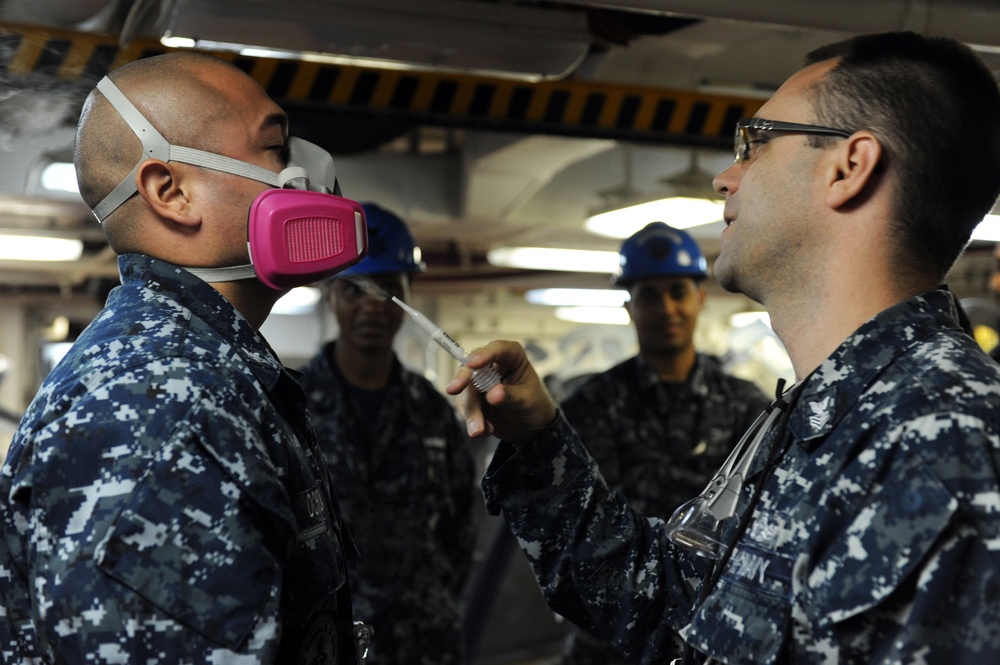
left=74, top=53, right=263, bottom=251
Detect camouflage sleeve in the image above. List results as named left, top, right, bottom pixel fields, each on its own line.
left=481, top=413, right=709, bottom=664
left=9, top=361, right=289, bottom=663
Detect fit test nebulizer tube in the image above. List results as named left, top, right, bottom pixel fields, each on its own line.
left=388, top=296, right=503, bottom=393
left=349, top=276, right=503, bottom=393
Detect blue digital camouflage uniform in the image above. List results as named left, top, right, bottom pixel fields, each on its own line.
left=560, top=354, right=769, bottom=664
left=482, top=290, right=1000, bottom=664
left=299, top=342, right=477, bottom=665
left=0, top=253, right=360, bottom=664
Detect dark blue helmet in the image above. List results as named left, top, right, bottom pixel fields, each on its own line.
left=613, top=222, right=708, bottom=287
left=338, top=202, right=426, bottom=277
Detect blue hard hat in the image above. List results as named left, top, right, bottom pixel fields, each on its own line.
left=338, top=202, right=427, bottom=277
left=613, top=222, right=708, bottom=287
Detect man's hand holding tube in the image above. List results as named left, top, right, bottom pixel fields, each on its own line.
left=446, top=340, right=558, bottom=448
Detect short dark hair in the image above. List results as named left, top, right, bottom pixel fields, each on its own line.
left=805, top=32, right=1000, bottom=281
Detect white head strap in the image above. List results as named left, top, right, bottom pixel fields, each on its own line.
left=92, top=76, right=306, bottom=223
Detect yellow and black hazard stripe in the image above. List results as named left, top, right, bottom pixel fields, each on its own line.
left=0, top=21, right=763, bottom=146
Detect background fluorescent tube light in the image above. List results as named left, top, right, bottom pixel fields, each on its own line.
left=0, top=235, right=83, bottom=261
left=487, top=247, right=620, bottom=273
left=586, top=197, right=725, bottom=239
left=40, top=162, right=80, bottom=193
left=729, top=311, right=772, bottom=329
left=972, top=214, right=1000, bottom=242
left=554, top=306, right=630, bottom=325
left=525, top=288, right=628, bottom=307
left=272, top=286, right=322, bottom=315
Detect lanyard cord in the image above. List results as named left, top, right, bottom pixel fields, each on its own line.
left=681, top=379, right=801, bottom=665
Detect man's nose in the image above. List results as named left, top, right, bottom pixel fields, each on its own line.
left=359, top=293, right=389, bottom=309
left=713, top=163, right=738, bottom=196
left=660, top=293, right=680, bottom=314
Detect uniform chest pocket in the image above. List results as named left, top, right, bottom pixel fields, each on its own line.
left=800, top=463, right=956, bottom=628
left=682, top=498, right=799, bottom=663
left=686, top=563, right=794, bottom=665
left=284, top=480, right=348, bottom=608
left=365, top=435, right=448, bottom=497
left=95, top=429, right=279, bottom=651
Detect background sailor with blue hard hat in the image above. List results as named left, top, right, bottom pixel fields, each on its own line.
left=298, top=203, right=478, bottom=665
left=338, top=203, right=427, bottom=279
left=558, top=221, right=770, bottom=665
left=614, top=220, right=710, bottom=285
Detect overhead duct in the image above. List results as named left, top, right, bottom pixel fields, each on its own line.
left=0, top=0, right=125, bottom=30
left=465, top=135, right=616, bottom=221
left=137, top=0, right=592, bottom=81
left=546, top=0, right=1000, bottom=50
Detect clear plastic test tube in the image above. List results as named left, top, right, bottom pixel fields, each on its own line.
left=388, top=296, right=503, bottom=393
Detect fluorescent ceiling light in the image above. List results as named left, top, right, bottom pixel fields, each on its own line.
left=42, top=316, right=71, bottom=342
left=586, top=197, right=725, bottom=239
left=487, top=247, right=620, bottom=273
left=972, top=214, right=1000, bottom=242
left=588, top=202, right=998, bottom=243
left=525, top=288, right=627, bottom=307
left=272, top=286, right=322, bottom=315
left=554, top=306, right=630, bottom=325
left=729, top=311, right=772, bottom=329
left=154, top=0, right=590, bottom=81
left=42, top=342, right=74, bottom=370
left=0, top=235, right=83, bottom=261
left=161, top=37, right=196, bottom=48
left=26, top=151, right=82, bottom=200
left=40, top=162, right=79, bottom=193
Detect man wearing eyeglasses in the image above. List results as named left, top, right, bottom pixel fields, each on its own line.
left=448, top=31, right=1000, bottom=664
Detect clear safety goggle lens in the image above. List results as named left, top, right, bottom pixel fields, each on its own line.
left=665, top=386, right=793, bottom=559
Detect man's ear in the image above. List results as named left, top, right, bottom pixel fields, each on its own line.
left=134, top=159, right=201, bottom=228
left=824, top=131, right=883, bottom=209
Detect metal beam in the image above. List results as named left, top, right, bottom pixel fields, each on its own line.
left=0, top=21, right=763, bottom=147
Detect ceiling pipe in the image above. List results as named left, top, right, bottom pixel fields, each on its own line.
left=554, top=0, right=1000, bottom=49
left=137, top=0, right=592, bottom=82
left=0, top=0, right=125, bottom=29
left=465, top=136, right=616, bottom=221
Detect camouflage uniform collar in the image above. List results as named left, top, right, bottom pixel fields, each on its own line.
left=789, top=289, right=957, bottom=445
left=634, top=351, right=711, bottom=399
left=322, top=340, right=405, bottom=388
left=116, top=252, right=285, bottom=390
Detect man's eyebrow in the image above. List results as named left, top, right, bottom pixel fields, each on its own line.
left=260, top=113, right=289, bottom=137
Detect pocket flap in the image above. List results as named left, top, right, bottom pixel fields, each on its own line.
left=803, top=462, right=956, bottom=627
left=97, top=422, right=279, bottom=650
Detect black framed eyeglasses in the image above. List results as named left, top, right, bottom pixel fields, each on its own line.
left=734, top=117, right=853, bottom=164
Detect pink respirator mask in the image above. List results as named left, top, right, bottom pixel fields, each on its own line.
left=92, top=76, right=368, bottom=291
